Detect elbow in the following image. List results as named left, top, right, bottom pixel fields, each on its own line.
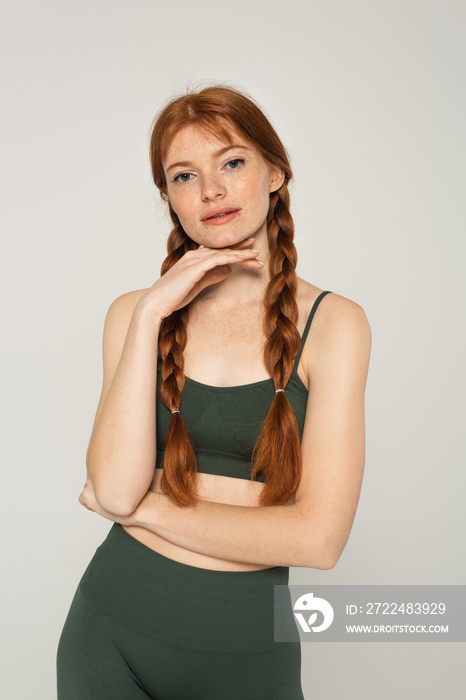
left=86, top=458, right=147, bottom=517
left=93, top=483, right=141, bottom=517
left=307, top=541, right=342, bottom=570
left=302, top=548, right=339, bottom=571
left=319, top=543, right=344, bottom=570
left=319, top=556, right=339, bottom=570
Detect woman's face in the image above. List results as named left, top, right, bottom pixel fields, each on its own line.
left=163, top=123, right=284, bottom=249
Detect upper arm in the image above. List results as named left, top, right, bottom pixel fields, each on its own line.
left=294, top=294, right=372, bottom=569
left=85, top=289, right=149, bottom=464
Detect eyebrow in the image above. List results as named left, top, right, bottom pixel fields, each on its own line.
left=166, top=145, right=251, bottom=174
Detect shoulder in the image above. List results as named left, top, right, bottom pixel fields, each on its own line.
left=101, top=288, right=151, bottom=345
left=311, top=289, right=370, bottom=334
left=297, top=280, right=372, bottom=381
left=104, top=288, right=150, bottom=325
left=297, top=279, right=371, bottom=338
left=106, top=288, right=150, bottom=316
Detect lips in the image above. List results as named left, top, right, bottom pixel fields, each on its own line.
left=202, top=207, right=240, bottom=221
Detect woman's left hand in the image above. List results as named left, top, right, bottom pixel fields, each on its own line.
left=78, top=477, right=133, bottom=525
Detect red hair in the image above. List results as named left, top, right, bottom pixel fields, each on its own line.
left=149, top=84, right=302, bottom=508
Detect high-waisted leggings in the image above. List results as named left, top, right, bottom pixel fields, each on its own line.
left=56, top=522, right=304, bottom=699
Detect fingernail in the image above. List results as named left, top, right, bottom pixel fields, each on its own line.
left=251, top=248, right=260, bottom=252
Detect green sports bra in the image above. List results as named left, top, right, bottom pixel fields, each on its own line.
left=155, top=290, right=332, bottom=482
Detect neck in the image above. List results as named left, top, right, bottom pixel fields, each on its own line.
left=195, top=231, right=271, bottom=307
left=198, top=263, right=270, bottom=308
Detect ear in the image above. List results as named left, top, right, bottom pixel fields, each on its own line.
left=269, top=164, right=285, bottom=193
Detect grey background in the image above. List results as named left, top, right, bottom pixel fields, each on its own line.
left=1, top=0, right=465, bottom=698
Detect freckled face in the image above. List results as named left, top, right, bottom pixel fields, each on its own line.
left=163, top=124, right=284, bottom=248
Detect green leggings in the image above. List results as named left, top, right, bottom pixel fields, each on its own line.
left=56, top=523, right=304, bottom=699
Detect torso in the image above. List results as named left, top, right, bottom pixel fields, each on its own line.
left=122, top=279, right=324, bottom=571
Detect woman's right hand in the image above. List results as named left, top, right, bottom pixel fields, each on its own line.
left=137, top=236, right=264, bottom=320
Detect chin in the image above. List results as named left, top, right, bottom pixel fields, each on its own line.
left=199, top=235, right=243, bottom=249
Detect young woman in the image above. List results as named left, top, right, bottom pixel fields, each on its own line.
left=56, top=84, right=371, bottom=699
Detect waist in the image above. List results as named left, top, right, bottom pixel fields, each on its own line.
left=78, top=523, right=291, bottom=653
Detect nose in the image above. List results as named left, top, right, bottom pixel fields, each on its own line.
left=200, top=172, right=226, bottom=200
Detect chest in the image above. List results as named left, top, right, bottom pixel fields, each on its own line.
left=155, top=356, right=307, bottom=483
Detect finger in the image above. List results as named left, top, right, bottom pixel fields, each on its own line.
left=187, top=249, right=260, bottom=264
left=192, top=246, right=261, bottom=261
left=234, top=256, right=265, bottom=267
left=192, top=251, right=263, bottom=272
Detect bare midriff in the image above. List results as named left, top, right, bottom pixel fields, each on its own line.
left=122, top=471, right=281, bottom=571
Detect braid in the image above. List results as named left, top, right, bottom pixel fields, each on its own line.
left=158, top=222, right=200, bottom=507
left=249, top=182, right=303, bottom=506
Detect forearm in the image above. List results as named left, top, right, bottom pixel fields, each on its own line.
left=133, top=491, right=332, bottom=569
left=87, top=300, right=162, bottom=514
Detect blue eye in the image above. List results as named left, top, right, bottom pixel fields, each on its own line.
left=225, top=158, right=245, bottom=170
left=172, top=158, right=245, bottom=183
left=172, top=172, right=192, bottom=183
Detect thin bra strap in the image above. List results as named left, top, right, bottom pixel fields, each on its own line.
left=294, top=290, right=333, bottom=366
